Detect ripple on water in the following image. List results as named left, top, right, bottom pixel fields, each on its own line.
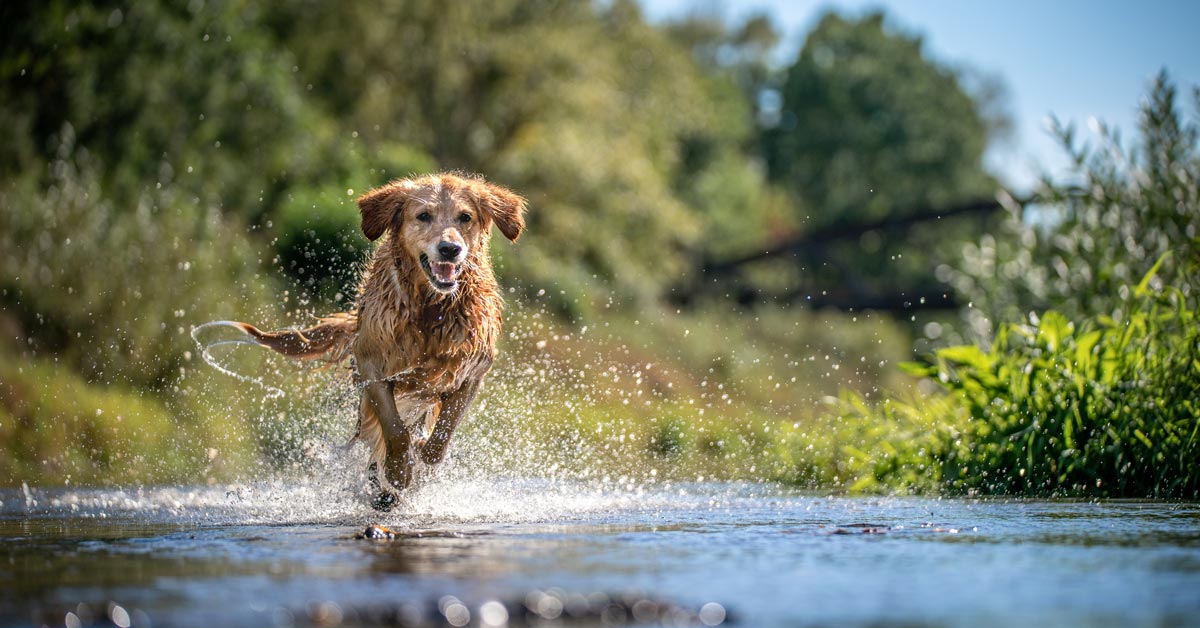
left=3, top=479, right=1200, bottom=628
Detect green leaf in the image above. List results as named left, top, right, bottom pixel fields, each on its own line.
left=1075, top=329, right=1103, bottom=358
left=1063, top=409, right=1075, bottom=450
left=937, top=345, right=993, bottom=371
left=898, top=361, right=936, bottom=377
left=1074, top=329, right=1103, bottom=373
left=1036, top=310, right=1073, bottom=351
left=1135, top=252, right=1171, bottom=297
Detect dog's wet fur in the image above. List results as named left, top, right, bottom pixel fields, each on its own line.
left=233, top=173, right=526, bottom=508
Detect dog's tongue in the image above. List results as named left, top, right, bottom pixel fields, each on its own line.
left=432, top=262, right=456, bottom=283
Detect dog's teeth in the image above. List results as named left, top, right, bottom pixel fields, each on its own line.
left=432, top=262, right=456, bottom=282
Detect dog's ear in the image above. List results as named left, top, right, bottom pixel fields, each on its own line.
left=473, top=181, right=527, bottom=242
left=357, top=180, right=416, bottom=241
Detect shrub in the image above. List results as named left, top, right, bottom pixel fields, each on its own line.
left=839, top=259, right=1199, bottom=498
left=0, top=345, right=259, bottom=485
left=949, top=71, right=1199, bottom=338
left=0, top=138, right=280, bottom=388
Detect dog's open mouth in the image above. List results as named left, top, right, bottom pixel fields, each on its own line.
left=419, top=253, right=459, bottom=292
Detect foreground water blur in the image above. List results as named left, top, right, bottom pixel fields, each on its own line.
left=2, top=476, right=1199, bottom=628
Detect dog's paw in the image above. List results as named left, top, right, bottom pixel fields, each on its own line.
left=371, top=491, right=400, bottom=512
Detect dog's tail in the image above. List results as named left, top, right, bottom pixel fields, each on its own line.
left=229, top=312, right=357, bottom=363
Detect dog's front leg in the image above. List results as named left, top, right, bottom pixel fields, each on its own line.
left=420, top=378, right=483, bottom=465
left=362, top=381, right=416, bottom=492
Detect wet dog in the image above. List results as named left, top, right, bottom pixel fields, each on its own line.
left=230, top=173, right=526, bottom=509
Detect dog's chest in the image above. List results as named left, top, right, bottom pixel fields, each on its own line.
left=356, top=297, right=498, bottom=395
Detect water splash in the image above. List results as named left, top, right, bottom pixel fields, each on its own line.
left=190, top=320, right=286, bottom=398
left=4, top=472, right=776, bottom=529
left=175, top=302, right=794, bottom=527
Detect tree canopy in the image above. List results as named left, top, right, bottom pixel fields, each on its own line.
left=673, top=12, right=1005, bottom=310
left=765, top=12, right=996, bottom=222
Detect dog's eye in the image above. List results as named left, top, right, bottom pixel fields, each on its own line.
left=459, top=213, right=472, bottom=223
left=416, top=212, right=432, bottom=223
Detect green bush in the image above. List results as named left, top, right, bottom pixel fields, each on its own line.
left=822, top=74, right=1200, bottom=499
left=0, top=141, right=281, bottom=388
left=837, top=260, right=1199, bottom=498
left=0, top=345, right=259, bottom=486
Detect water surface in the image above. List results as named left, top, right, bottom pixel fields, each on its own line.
left=3, top=479, right=1199, bottom=627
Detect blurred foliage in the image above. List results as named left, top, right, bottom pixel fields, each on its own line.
left=1, top=1, right=1003, bottom=321
left=758, top=12, right=1002, bottom=302
left=0, top=344, right=196, bottom=486
left=0, top=344, right=282, bottom=486
left=949, top=71, right=1200, bottom=338
left=664, top=11, right=778, bottom=97
left=765, top=12, right=995, bottom=217
left=0, top=135, right=306, bottom=485
left=661, top=12, right=799, bottom=260
left=261, top=0, right=763, bottom=312
left=454, top=298, right=913, bottom=487
left=0, top=139, right=278, bottom=387
left=0, top=0, right=321, bottom=217
left=10, top=0, right=1185, bottom=498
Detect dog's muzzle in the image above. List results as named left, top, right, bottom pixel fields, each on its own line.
left=419, top=252, right=460, bottom=292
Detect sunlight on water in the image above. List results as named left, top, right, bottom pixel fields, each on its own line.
left=6, top=450, right=772, bottom=529
left=5, top=476, right=777, bottom=530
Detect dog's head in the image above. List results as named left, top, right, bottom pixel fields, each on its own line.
left=357, top=173, right=526, bottom=295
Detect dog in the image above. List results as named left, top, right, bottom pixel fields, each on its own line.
left=229, top=172, right=526, bottom=509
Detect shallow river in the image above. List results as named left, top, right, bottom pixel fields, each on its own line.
left=2, top=478, right=1199, bottom=627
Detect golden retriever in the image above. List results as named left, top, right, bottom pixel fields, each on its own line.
left=229, top=173, right=526, bottom=509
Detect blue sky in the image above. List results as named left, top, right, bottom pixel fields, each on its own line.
left=641, top=0, right=1200, bottom=193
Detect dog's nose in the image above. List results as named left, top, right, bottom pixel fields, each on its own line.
left=437, top=242, right=462, bottom=261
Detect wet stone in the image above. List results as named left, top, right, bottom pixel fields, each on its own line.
left=355, top=524, right=395, bottom=540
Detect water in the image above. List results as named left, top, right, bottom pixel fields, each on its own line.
left=3, top=479, right=1200, bottom=628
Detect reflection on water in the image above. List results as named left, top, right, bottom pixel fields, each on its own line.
left=3, top=479, right=1200, bottom=627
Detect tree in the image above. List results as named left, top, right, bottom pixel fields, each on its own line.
left=0, top=0, right=328, bottom=218
left=765, top=11, right=997, bottom=221
left=745, top=11, right=1003, bottom=309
